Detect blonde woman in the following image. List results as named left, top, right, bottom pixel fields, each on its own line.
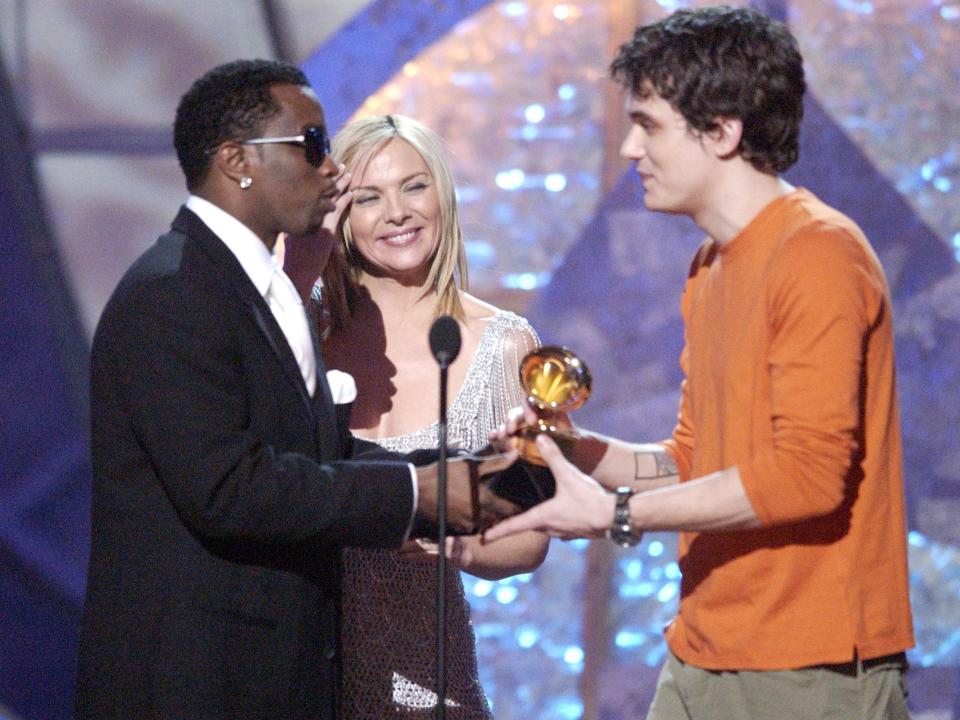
left=298, top=114, right=548, bottom=718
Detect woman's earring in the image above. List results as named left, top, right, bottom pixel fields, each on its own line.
left=239, top=177, right=253, bottom=189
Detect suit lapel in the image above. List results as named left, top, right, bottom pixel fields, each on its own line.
left=171, top=207, right=315, bottom=413
left=308, top=312, right=341, bottom=458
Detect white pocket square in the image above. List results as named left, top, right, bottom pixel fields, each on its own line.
left=326, top=369, right=357, bottom=404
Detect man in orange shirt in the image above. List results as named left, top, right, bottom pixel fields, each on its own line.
left=486, top=6, right=914, bottom=718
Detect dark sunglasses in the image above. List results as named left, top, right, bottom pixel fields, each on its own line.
left=240, top=125, right=331, bottom=167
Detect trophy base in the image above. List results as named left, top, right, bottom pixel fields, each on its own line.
left=515, top=425, right=579, bottom=466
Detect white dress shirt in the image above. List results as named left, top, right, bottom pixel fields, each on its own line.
left=186, top=195, right=316, bottom=396
left=184, top=196, right=418, bottom=536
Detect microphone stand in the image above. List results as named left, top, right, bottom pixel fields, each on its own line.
left=436, top=353, right=449, bottom=720
left=429, top=315, right=459, bottom=720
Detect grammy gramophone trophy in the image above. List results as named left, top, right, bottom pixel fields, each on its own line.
left=515, top=345, right=592, bottom=466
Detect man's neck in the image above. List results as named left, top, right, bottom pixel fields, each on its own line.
left=692, top=169, right=794, bottom=245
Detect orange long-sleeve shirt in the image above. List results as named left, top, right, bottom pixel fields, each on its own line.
left=661, top=188, right=914, bottom=670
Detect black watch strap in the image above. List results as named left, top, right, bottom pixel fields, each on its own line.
left=606, top=486, right=641, bottom=547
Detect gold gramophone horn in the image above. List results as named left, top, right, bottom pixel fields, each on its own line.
left=521, top=346, right=592, bottom=413
left=516, top=346, right=592, bottom=465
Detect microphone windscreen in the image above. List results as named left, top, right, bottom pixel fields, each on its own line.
left=429, top=315, right=462, bottom=365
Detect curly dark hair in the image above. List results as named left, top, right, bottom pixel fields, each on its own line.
left=173, top=59, right=309, bottom=190
left=610, top=6, right=805, bottom=173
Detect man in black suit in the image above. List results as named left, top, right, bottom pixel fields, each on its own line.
left=75, top=59, right=515, bottom=719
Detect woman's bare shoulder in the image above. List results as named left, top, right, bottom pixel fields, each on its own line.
left=459, top=291, right=500, bottom=322
left=457, top=291, right=538, bottom=346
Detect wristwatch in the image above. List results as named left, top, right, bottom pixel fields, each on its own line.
left=606, top=486, right=641, bottom=548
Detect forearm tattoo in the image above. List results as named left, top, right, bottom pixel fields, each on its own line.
left=634, top=450, right=678, bottom=480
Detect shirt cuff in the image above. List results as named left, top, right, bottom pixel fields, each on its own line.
left=402, top=463, right=418, bottom=543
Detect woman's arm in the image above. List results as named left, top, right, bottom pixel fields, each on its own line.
left=472, top=314, right=550, bottom=577
left=456, top=531, right=549, bottom=580
left=396, top=531, right=549, bottom=580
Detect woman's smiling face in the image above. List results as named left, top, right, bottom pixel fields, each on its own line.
left=347, top=138, right=441, bottom=283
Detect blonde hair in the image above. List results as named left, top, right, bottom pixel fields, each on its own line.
left=322, top=114, right=468, bottom=333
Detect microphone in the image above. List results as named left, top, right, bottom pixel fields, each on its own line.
left=429, top=314, right=460, bottom=720
left=429, top=315, right=461, bottom=367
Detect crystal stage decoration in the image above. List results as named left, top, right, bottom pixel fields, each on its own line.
left=303, top=0, right=960, bottom=716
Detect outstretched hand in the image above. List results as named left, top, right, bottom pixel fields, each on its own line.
left=416, top=449, right=522, bottom=534
left=482, top=434, right=613, bottom=543
left=488, top=404, right=606, bottom=474
left=488, top=404, right=575, bottom=446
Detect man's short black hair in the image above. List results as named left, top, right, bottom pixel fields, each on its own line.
left=610, top=6, right=805, bottom=173
left=174, top=59, right=309, bottom=190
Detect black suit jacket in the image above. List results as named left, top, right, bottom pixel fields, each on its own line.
left=75, top=207, right=416, bottom=719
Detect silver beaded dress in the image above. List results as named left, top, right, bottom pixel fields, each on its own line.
left=339, top=310, right=539, bottom=719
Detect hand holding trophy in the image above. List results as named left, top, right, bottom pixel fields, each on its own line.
left=515, top=345, right=592, bottom=465
left=477, top=346, right=592, bottom=511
